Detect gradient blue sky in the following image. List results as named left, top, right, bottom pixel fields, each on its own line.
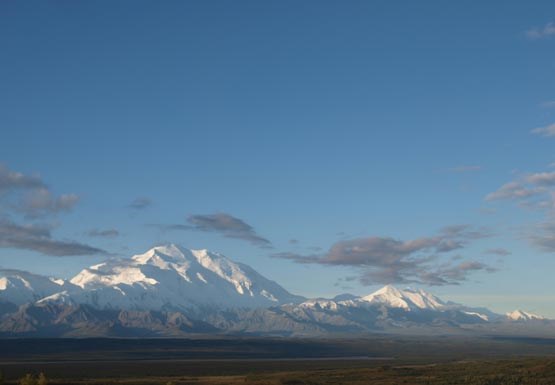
left=2, top=1, right=555, bottom=315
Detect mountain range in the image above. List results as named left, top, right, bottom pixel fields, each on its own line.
left=0, top=244, right=551, bottom=337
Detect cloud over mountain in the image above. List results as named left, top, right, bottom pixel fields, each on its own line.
left=273, top=226, right=494, bottom=286
left=87, top=228, right=120, bottom=238
left=16, top=188, right=79, bottom=218
left=0, top=163, right=103, bottom=257
left=0, top=219, right=104, bottom=256
left=0, top=164, right=79, bottom=218
left=152, top=213, right=272, bottom=248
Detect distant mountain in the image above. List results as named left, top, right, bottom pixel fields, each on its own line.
left=506, top=310, right=545, bottom=321
left=0, top=244, right=552, bottom=337
left=359, top=285, right=447, bottom=311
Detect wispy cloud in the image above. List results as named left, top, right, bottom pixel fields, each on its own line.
left=16, top=188, right=79, bottom=218
left=0, top=163, right=105, bottom=257
left=151, top=212, right=272, bottom=248
left=402, top=261, right=495, bottom=287
left=526, top=22, right=555, bottom=39
left=487, top=167, right=555, bottom=251
left=273, top=225, right=493, bottom=286
left=531, top=123, right=555, bottom=137
left=525, top=171, right=555, bottom=186
left=128, top=197, right=152, bottom=210
left=485, top=181, right=545, bottom=201
left=541, top=101, right=555, bottom=109
left=526, top=222, right=555, bottom=253
left=0, top=219, right=104, bottom=256
left=449, top=165, right=482, bottom=173
left=0, top=164, right=44, bottom=192
left=87, top=228, right=120, bottom=238
left=484, top=248, right=512, bottom=256
left=440, top=224, right=492, bottom=240
left=0, top=164, right=79, bottom=218
left=485, top=170, right=555, bottom=212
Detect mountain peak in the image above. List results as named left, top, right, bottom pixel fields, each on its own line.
left=361, top=285, right=445, bottom=311
left=64, top=245, right=302, bottom=311
left=374, top=284, right=404, bottom=296
left=133, top=244, right=189, bottom=264
left=506, top=309, right=545, bottom=321
left=2, top=262, right=555, bottom=337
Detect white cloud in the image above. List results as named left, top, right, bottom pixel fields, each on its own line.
left=485, top=181, right=544, bottom=201
left=526, top=22, right=555, bottom=39
left=531, top=123, right=555, bottom=137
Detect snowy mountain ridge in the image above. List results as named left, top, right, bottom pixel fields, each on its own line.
left=0, top=244, right=550, bottom=337
left=62, top=244, right=303, bottom=310
left=360, top=284, right=447, bottom=311
left=506, top=309, right=545, bottom=321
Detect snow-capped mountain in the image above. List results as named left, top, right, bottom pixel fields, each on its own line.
left=0, top=269, right=66, bottom=305
left=64, top=244, right=303, bottom=311
left=506, top=310, right=545, bottom=321
left=0, top=244, right=551, bottom=337
left=296, top=285, right=447, bottom=312
left=293, top=285, right=498, bottom=326
left=360, top=285, right=446, bottom=311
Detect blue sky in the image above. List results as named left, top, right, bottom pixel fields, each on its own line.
left=1, top=1, right=555, bottom=315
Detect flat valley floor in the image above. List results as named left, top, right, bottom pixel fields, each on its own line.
left=1, top=337, right=555, bottom=384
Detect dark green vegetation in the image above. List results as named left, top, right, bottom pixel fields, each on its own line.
left=1, top=337, right=555, bottom=384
